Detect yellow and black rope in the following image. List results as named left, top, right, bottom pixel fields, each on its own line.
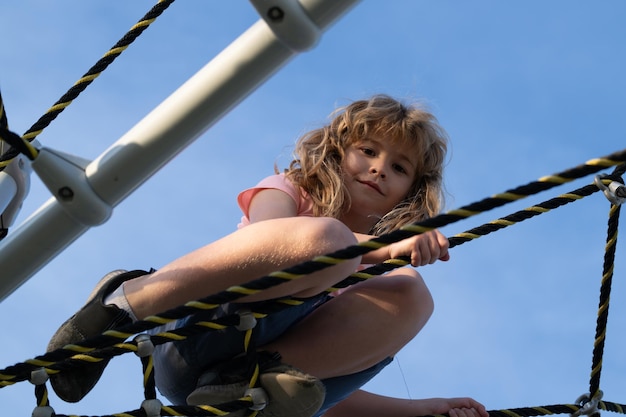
left=3, top=159, right=626, bottom=391
left=397, top=149, right=626, bottom=239
left=22, top=400, right=626, bottom=417
left=0, top=91, right=7, bottom=130
left=0, top=124, right=38, bottom=163
left=3, top=14, right=626, bottom=402
left=10, top=167, right=626, bottom=416
left=447, top=172, right=624, bottom=249
left=0, top=0, right=175, bottom=172
left=5, top=2, right=625, bottom=416
left=588, top=200, right=622, bottom=407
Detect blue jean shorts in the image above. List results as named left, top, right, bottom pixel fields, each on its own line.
left=150, top=292, right=392, bottom=416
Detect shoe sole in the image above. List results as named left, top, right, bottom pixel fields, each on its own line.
left=187, top=368, right=325, bottom=417
left=46, top=269, right=149, bottom=402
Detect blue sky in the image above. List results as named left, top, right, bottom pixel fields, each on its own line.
left=2, top=1, right=626, bottom=415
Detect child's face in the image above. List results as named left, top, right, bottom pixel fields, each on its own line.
left=340, top=136, right=418, bottom=231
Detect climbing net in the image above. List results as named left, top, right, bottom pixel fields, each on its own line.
left=1, top=2, right=626, bottom=417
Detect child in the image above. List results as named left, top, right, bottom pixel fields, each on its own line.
left=48, top=95, right=489, bottom=417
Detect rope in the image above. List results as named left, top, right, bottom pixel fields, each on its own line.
left=1, top=163, right=624, bottom=417
left=24, top=400, right=626, bottom=417
left=10, top=165, right=624, bottom=416
left=588, top=199, right=622, bottom=403
left=0, top=0, right=175, bottom=172
left=329, top=171, right=626, bottom=287
left=0, top=91, right=14, bottom=168
left=2, top=162, right=625, bottom=389
left=3, top=9, right=626, bottom=402
left=447, top=174, right=623, bottom=249
left=4, top=2, right=623, bottom=416
left=0, top=91, right=7, bottom=130
left=0, top=126, right=38, bottom=163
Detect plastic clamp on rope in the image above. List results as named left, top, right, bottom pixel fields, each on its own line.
left=32, top=405, right=55, bottom=417
left=236, top=310, right=257, bottom=331
left=572, top=390, right=603, bottom=417
left=30, top=368, right=55, bottom=417
left=134, top=334, right=155, bottom=357
left=245, top=387, right=269, bottom=411
left=595, top=175, right=626, bottom=205
left=141, top=398, right=163, bottom=417
left=29, top=368, right=49, bottom=386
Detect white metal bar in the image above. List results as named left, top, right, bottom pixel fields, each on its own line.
left=0, top=0, right=360, bottom=302
left=0, top=153, right=32, bottom=230
left=0, top=172, right=17, bottom=220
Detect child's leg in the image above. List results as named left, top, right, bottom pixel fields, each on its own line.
left=47, top=216, right=360, bottom=403
left=181, top=268, right=431, bottom=416
left=124, top=216, right=361, bottom=320
left=261, top=267, right=433, bottom=379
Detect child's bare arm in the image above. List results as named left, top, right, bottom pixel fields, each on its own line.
left=355, top=230, right=450, bottom=266
left=247, top=189, right=298, bottom=223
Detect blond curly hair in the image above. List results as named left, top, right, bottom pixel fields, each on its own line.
left=283, top=95, right=448, bottom=235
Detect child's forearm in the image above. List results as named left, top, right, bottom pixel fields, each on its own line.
left=353, top=232, right=391, bottom=264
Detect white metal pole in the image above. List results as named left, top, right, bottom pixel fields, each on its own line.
left=0, top=0, right=360, bottom=302
left=0, top=173, right=17, bottom=220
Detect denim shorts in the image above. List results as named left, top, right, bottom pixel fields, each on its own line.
left=150, top=292, right=392, bottom=416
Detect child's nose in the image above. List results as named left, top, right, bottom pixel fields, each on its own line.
left=369, top=165, right=386, bottom=178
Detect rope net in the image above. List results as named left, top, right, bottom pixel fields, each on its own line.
left=0, top=161, right=622, bottom=417
left=1, top=2, right=626, bottom=416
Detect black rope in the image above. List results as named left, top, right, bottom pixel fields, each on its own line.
left=0, top=127, right=37, bottom=161
left=29, top=400, right=626, bottom=417
left=9, top=171, right=625, bottom=416
left=140, top=355, right=157, bottom=402
left=2, top=165, right=624, bottom=387
left=0, top=90, right=8, bottom=129
left=0, top=0, right=176, bottom=171
left=589, top=197, right=622, bottom=400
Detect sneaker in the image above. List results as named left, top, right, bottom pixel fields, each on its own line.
left=46, top=269, right=150, bottom=402
left=187, top=351, right=326, bottom=417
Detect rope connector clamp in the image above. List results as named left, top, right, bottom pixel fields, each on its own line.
left=29, top=368, right=49, bottom=386
left=31, top=405, right=55, bottom=417
left=572, top=390, right=603, bottom=417
left=595, top=175, right=626, bottom=205
left=141, top=398, right=163, bottom=417
left=245, top=387, right=269, bottom=411
left=236, top=310, right=257, bottom=331
left=134, top=334, right=155, bottom=357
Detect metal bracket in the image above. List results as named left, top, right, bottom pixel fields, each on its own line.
left=0, top=152, right=33, bottom=236
left=572, top=391, right=603, bottom=417
left=250, top=0, right=321, bottom=51
left=31, top=147, right=112, bottom=226
left=595, top=175, right=626, bottom=206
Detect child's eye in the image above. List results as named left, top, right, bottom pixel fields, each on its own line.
left=393, top=163, right=407, bottom=174
left=360, top=147, right=376, bottom=156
